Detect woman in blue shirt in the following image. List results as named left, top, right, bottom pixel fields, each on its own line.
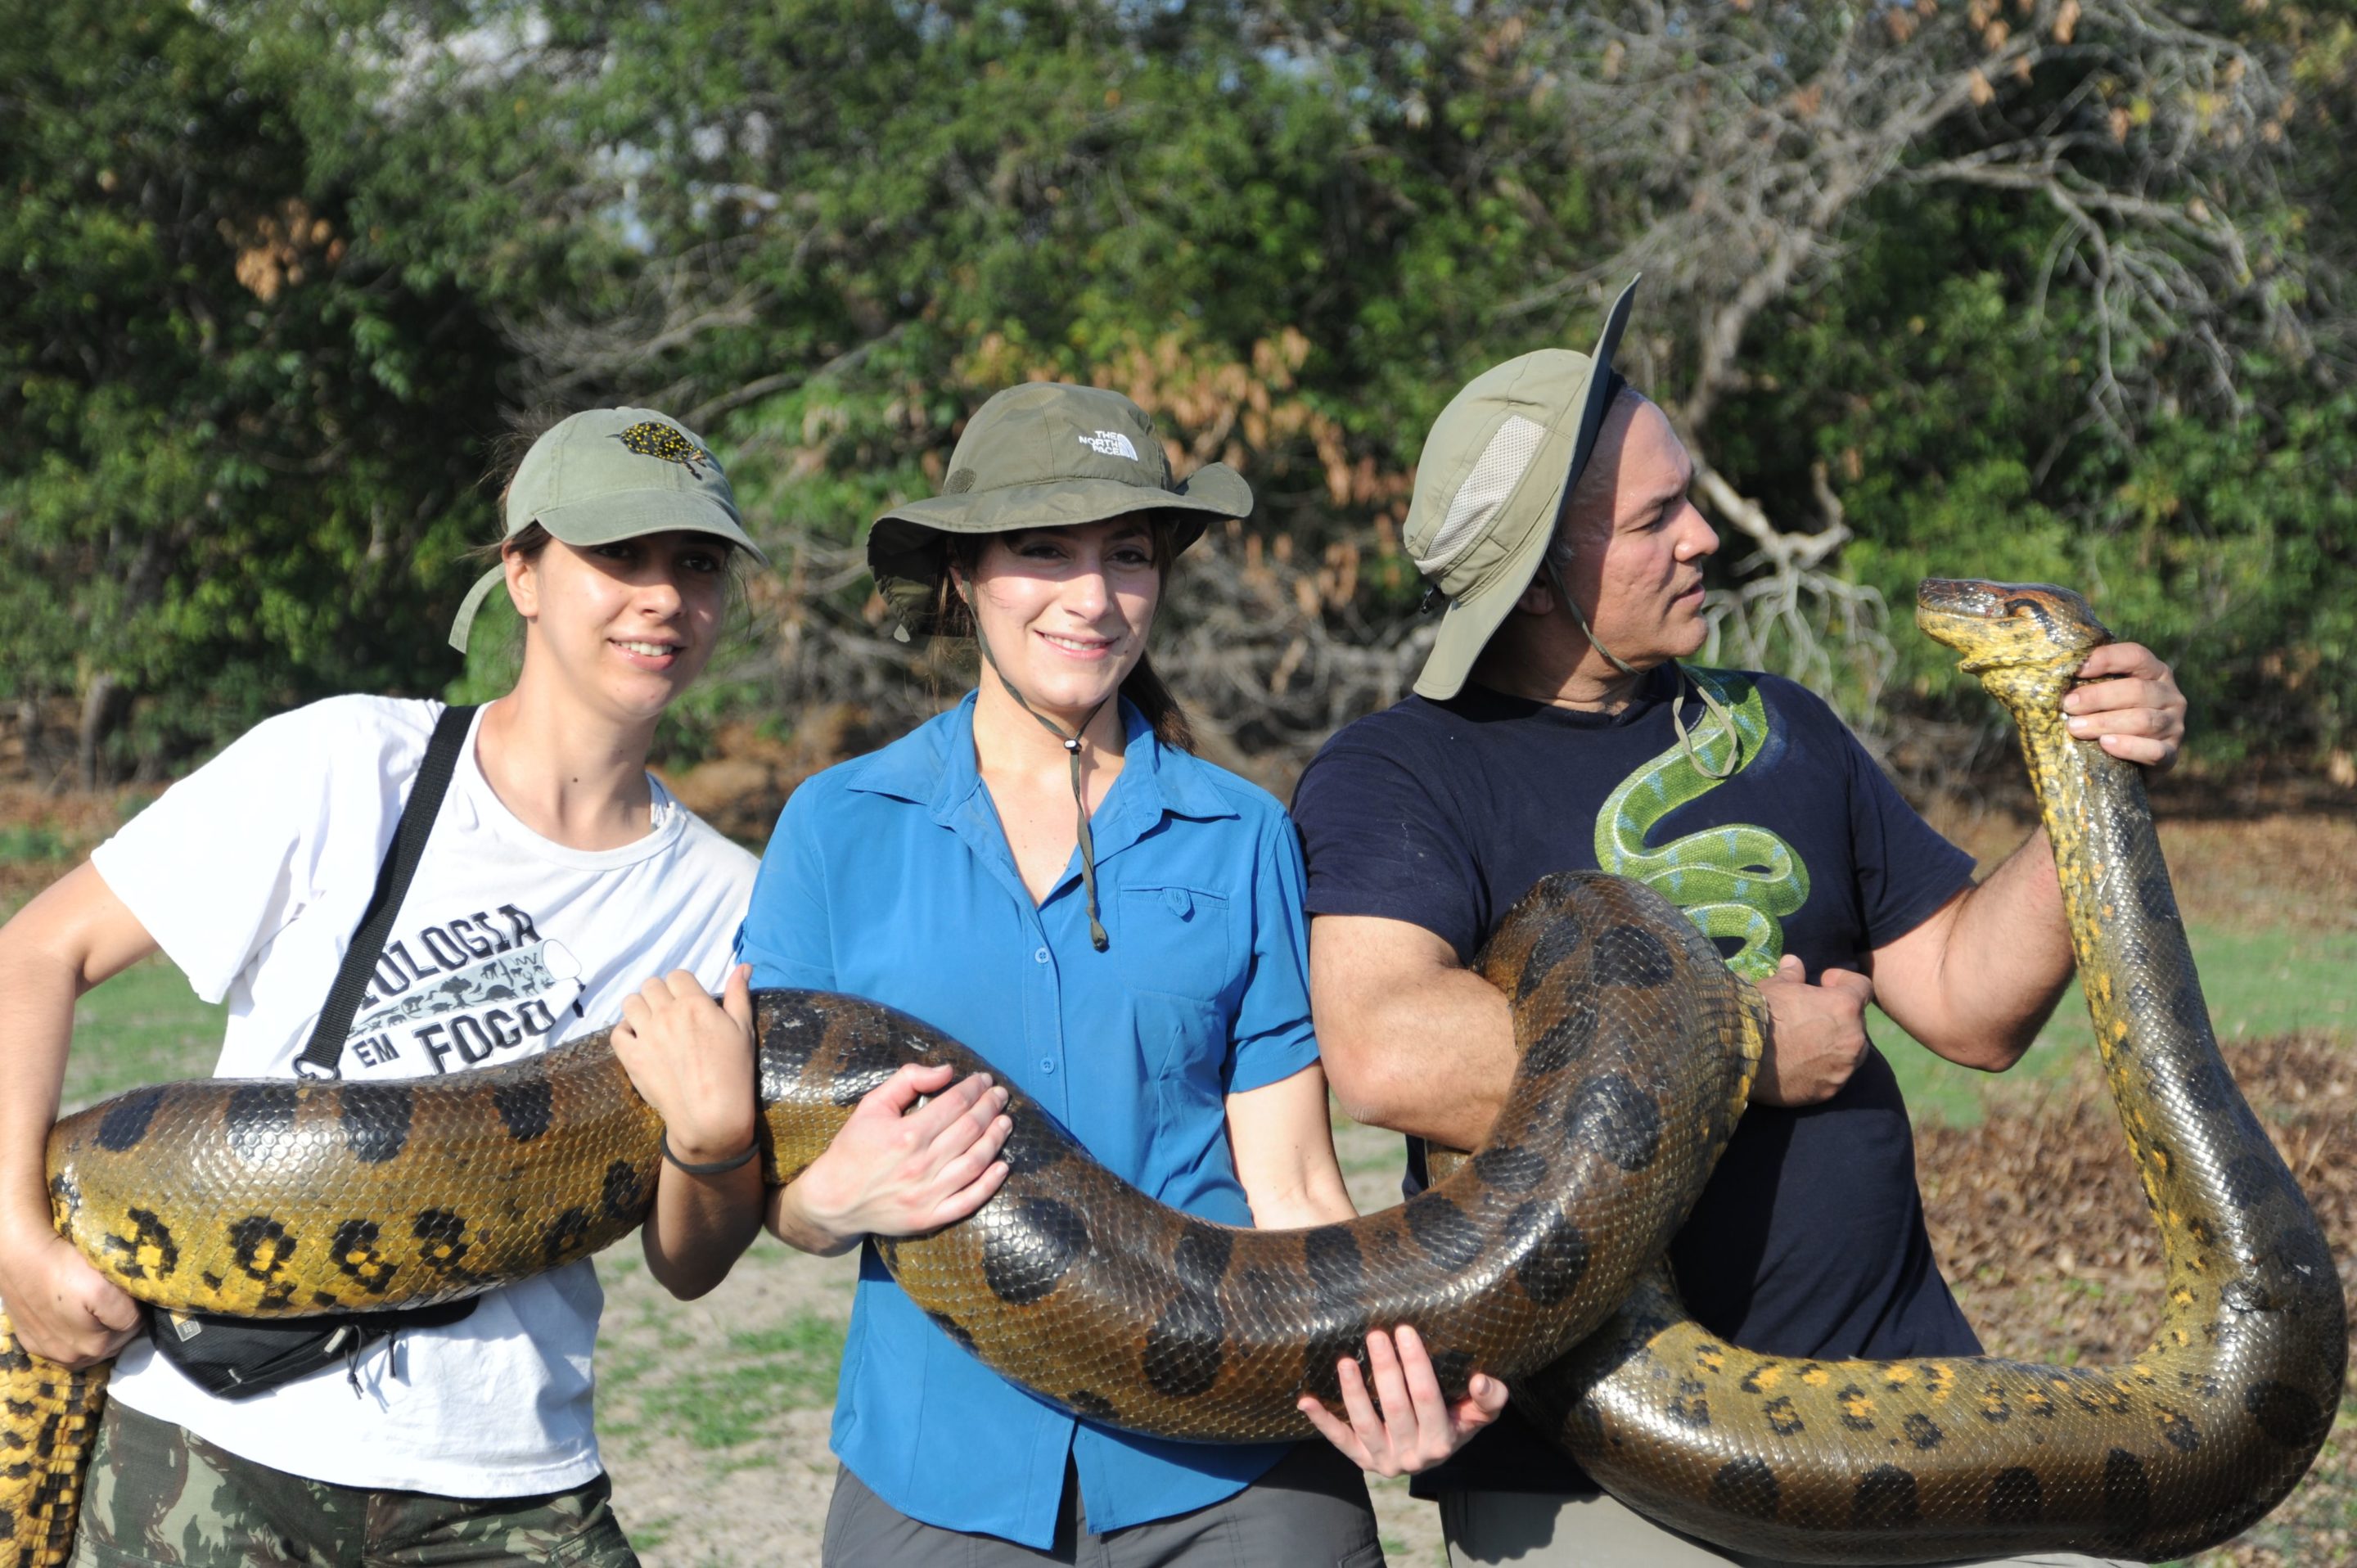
left=628, top=383, right=1502, bottom=1563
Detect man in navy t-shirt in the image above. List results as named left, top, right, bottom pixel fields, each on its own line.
left=1291, top=281, right=2188, bottom=1566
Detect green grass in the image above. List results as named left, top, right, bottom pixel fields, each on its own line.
left=1878, top=920, right=2357, bottom=1127
left=61, top=956, right=228, bottom=1110
left=599, top=1309, right=846, bottom=1457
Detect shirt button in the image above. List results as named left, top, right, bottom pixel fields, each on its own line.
left=1034, top=947, right=1050, bottom=964
left=1039, top=1058, right=1057, bottom=1075
left=1163, top=886, right=1192, bottom=919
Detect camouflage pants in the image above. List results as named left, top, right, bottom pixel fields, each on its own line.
left=67, top=1402, right=638, bottom=1568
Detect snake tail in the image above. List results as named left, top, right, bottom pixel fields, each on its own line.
left=0, top=1317, right=101, bottom=1568
left=1521, top=579, right=2345, bottom=1563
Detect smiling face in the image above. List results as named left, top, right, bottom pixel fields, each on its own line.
left=507, top=529, right=732, bottom=727
left=1553, top=395, right=1719, bottom=669
left=957, top=516, right=1163, bottom=728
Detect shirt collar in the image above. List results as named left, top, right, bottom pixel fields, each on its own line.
left=844, top=690, right=1240, bottom=848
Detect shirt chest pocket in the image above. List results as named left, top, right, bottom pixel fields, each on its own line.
left=1111, top=884, right=1234, bottom=1005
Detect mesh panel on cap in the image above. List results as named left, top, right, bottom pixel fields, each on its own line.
left=1414, top=413, right=1548, bottom=575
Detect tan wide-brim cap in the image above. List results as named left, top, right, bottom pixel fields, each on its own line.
left=1406, top=278, right=1640, bottom=700
left=449, top=407, right=768, bottom=652
left=868, top=382, right=1252, bottom=636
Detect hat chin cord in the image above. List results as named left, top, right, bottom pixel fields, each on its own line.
left=1543, top=559, right=1737, bottom=782
left=961, top=582, right=1113, bottom=952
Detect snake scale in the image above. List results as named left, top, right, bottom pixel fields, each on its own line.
left=1, top=578, right=2341, bottom=1566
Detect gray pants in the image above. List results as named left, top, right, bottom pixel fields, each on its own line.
left=1439, top=1489, right=2134, bottom=1568
left=822, top=1444, right=1383, bottom=1567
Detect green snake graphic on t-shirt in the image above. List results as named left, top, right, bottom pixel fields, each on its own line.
left=1593, top=667, right=1808, bottom=981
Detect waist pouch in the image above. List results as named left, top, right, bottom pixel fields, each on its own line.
left=149, top=1300, right=480, bottom=1399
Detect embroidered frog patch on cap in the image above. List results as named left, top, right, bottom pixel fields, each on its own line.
left=612, top=421, right=718, bottom=477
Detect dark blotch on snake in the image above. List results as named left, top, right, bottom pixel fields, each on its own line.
left=601, top=1160, right=643, bottom=1222
left=926, top=1309, right=977, bottom=1354
left=1985, top=1467, right=2044, bottom=1525
left=340, top=1084, right=412, bottom=1164
left=2102, top=1449, right=2152, bottom=1535
left=827, top=1016, right=908, bottom=1106
left=227, top=1215, right=294, bottom=1282
left=755, top=1004, right=824, bottom=1088
left=331, top=1219, right=392, bottom=1293
left=108, top=1210, right=178, bottom=1282
left=1062, top=1390, right=1120, bottom=1422
left=1405, top=1196, right=1484, bottom=1271
left=225, top=1084, right=300, bottom=1165
left=1300, top=1322, right=1371, bottom=1406
left=1523, top=993, right=1598, bottom=1075
left=1852, top=1467, right=1921, bottom=1530
left=2176, top=1060, right=2230, bottom=1114
left=1503, top=1201, right=1589, bottom=1307
left=980, top=1197, right=1089, bottom=1307
left=1427, top=1348, right=1477, bottom=1400
left=1566, top=1074, right=1662, bottom=1171
left=2224, top=1152, right=2278, bottom=1210
left=96, top=1087, right=166, bottom=1152
left=1513, top=913, right=1585, bottom=1001
left=412, top=1210, right=472, bottom=1273
left=492, top=1079, right=554, bottom=1142
left=1304, top=1228, right=1364, bottom=1309
left=997, top=1107, right=1070, bottom=1176
left=1472, top=1146, right=1548, bottom=1193
left=1595, top=923, right=1677, bottom=989
left=1170, top=1225, right=1233, bottom=1293
left=1902, top=1413, right=1944, bottom=1450
left=2245, top=1381, right=2328, bottom=1449
left=2170, top=983, right=2211, bottom=1034
left=1710, top=1458, right=1781, bottom=1522
left=542, top=1207, right=593, bottom=1266
left=1142, top=1290, right=1226, bottom=1399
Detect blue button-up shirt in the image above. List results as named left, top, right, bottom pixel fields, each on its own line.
left=737, top=693, right=1322, bottom=1547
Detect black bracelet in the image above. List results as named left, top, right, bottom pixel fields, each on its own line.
left=660, top=1131, right=759, bottom=1177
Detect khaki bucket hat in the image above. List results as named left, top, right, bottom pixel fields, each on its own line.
left=1404, top=277, right=1641, bottom=701
left=448, top=407, right=768, bottom=652
left=868, top=382, right=1252, bottom=636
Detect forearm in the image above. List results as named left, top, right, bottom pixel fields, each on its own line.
left=765, top=1179, right=860, bottom=1257
left=0, top=928, right=81, bottom=1250
left=1228, top=1066, right=1359, bottom=1229
left=639, top=1158, right=764, bottom=1299
left=1901, top=829, right=2075, bottom=1070
left=1319, top=967, right=1515, bottom=1151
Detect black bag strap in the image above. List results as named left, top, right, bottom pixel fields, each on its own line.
left=295, top=704, right=479, bottom=1081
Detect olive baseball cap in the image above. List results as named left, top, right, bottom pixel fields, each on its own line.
left=1404, top=277, right=1641, bottom=700
left=867, top=382, right=1252, bottom=636
left=448, top=407, right=769, bottom=652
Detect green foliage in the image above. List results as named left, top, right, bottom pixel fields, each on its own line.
left=5, top=1, right=2351, bottom=773
left=0, top=2, right=511, bottom=773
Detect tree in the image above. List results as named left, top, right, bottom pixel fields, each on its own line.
left=0, top=2, right=510, bottom=779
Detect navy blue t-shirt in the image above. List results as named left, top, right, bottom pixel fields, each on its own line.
left=1290, top=667, right=1984, bottom=1496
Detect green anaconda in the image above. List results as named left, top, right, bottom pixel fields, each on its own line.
left=2, top=872, right=1764, bottom=1568
left=1509, top=579, right=2345, bottom=1561
left=1597, top=665, right=1806, bottom=983
left=1, top=578, right=2339, bottom=1566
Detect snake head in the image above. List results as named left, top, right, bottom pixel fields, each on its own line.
left=1917, top=579, right=2115, bottom=714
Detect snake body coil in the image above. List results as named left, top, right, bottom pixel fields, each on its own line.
left=1518, top=580, right=2346, bottom=1561
left=4, top=873, right=1761, bottom=1566
left=1, top=577, right=2339, bottom=1566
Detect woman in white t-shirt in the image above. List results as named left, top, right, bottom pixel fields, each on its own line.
left=0, top=408, right=770, bottom=1567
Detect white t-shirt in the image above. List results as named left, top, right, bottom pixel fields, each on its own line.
left=88, top=696, right=755, bottom=1497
